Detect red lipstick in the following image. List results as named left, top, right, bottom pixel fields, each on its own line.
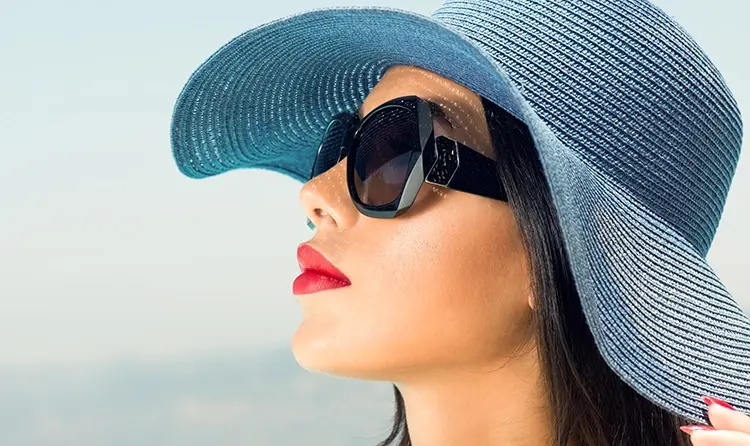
left=293, top=244, right=351, bottom=295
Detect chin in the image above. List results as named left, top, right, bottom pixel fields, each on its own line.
left=290, top=326, right=414, bottom=381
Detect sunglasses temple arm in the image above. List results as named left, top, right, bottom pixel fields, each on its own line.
left=450, top=141, right=508, bottom=201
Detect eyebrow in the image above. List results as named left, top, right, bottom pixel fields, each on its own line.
left=428, top=102, right=455, bottom=129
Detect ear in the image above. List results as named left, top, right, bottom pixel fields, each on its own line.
left=527, top=291, right=536, bottom=310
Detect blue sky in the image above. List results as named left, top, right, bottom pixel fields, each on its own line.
left=1, top=0, right=748, bottom=369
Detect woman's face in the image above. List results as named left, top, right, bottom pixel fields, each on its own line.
left=294, top=65, right=534, bottom=382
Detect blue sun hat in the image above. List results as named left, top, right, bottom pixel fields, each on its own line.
left=169, top=0, right=750, bottom=422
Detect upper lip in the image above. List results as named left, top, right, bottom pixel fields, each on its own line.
left=296, top=244, right=350, bottom=283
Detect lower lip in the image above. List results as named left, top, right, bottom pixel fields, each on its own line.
left=293, top=271, right=351, bottom=295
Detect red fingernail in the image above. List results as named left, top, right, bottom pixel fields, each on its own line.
left=680, top=425, right=715, bottom=435
left=702, top=395, right=736, bottom=411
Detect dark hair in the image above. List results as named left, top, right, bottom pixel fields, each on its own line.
left=375, top=98, right=692, bottom=446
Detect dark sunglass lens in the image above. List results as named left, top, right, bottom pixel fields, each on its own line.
left=353, top=106, right=420, bottom=207
left=311, top=118, right=351, bottom=179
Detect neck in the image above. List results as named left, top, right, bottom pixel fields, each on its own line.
left=395, top=344, right=555, bottom=446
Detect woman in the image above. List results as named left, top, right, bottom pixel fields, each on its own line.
left=169, top=0, right=750, bottom=444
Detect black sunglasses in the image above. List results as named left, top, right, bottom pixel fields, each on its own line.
left=307, top=95, right=507, bottom=228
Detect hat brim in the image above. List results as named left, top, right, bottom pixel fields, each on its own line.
left=169, top=6, right=750, bottom=422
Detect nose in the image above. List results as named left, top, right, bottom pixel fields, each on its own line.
left=299, top=158, right=359, bottom=231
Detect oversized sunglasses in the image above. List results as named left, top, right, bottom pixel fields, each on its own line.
left=307, top=95, right=507, bottom=228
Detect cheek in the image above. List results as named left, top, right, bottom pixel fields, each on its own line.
left=293, top=191, right=534, bottom=379
left=375, top=199, right=532, bottom=362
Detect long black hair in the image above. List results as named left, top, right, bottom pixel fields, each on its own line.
left=375, top=97, right=692, bottom=446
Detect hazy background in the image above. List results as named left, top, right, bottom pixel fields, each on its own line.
left=1, top=0, right=748, bottom=444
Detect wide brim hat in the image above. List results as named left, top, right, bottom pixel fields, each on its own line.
left=169, top=1, right=750, bottom=422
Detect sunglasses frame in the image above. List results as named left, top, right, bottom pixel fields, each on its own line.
left=310, top=95, right=507, bottom=220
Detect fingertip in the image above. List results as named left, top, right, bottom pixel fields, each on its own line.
left=688, top=429, right=709, bottom=446
left=706, top=401, right=737, bottom=422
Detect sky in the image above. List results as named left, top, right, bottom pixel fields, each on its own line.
left=1, top=0, right=749, bottom=368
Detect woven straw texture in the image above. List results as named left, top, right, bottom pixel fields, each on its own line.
left=170, top=0, right=750, bottom=422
